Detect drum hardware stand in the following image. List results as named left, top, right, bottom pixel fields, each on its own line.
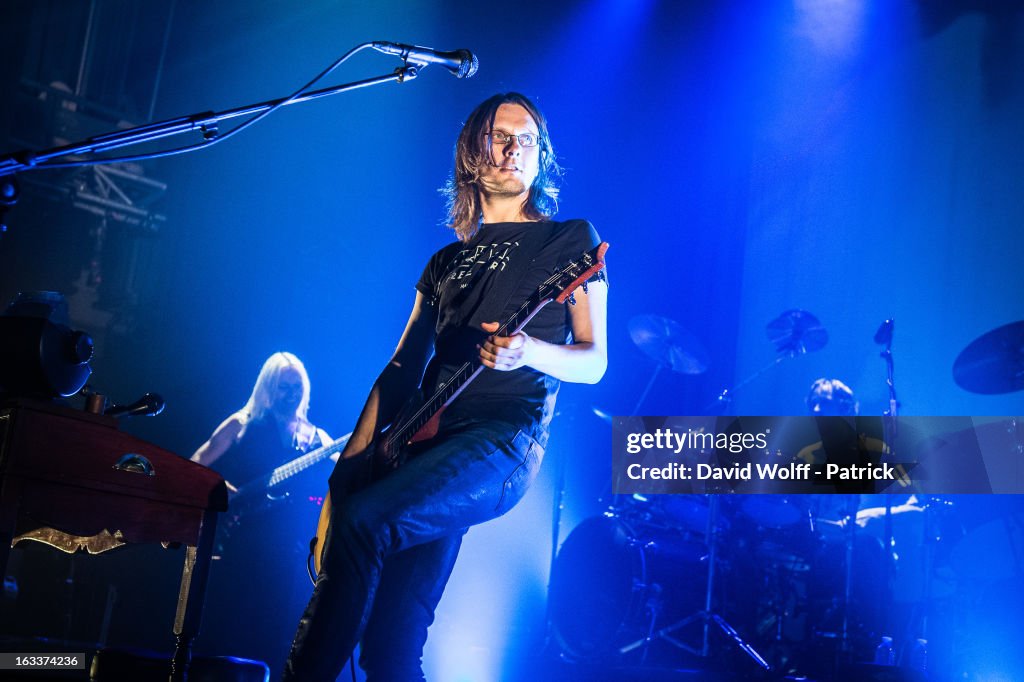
left=899, top=495, right=952, bottom=667
left=706, top=309, right=828, bottom=413
left=633, top=363, right=664, bottom=416
left=881, top=495, right=895, bottom=640
left=812, top=495, right=863, bottom=676
left=627, top=315, right=710, bottom=414
left=705, top=356, right=786, bottom=413
left=875, top=318, right=900, bottom=646
left=762, top=545, right=805, bottom=673
left=907, top=500, right=935, bottom=664
left=543, top=410, right=570, bottom=653
left=838, top=495, right=859, bottom=667
left=619, top=496, right=771, bottom=672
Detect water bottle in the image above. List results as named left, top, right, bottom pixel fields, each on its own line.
left=908, top=638, right=928, bottom=671
left=873, top=635, right=895, bottom=665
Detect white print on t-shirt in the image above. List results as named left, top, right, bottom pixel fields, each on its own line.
left=448, top=240, right=520, bottom=287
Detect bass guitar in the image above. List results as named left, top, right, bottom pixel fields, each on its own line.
left=215, top=431, right=352, bottom=555
left=228, top=431, right=352, bottom=516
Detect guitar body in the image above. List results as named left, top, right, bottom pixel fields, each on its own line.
left=310, top=404, right=444, bottom=574
left=313, top=490, right=332, bottom=575
left=408, top=409, right=442, bottom=444
left=377, top=389, right=445, bottom=463
left=309, top=242, right=609, bottom=577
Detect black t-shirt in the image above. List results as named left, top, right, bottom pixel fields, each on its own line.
left=416, top=219, right=605, bottom=438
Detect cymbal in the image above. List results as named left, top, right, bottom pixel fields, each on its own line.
left=766, top=309, right=828, bottom=355
left=953, top=320, right=1024, bottom=394
left=628, top=314, right=709, bottom=374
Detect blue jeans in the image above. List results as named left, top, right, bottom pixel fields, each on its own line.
left=281, top=418, right=544, bottom=682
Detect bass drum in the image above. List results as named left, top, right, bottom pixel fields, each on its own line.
left=548, top=514, right=707, bottom=662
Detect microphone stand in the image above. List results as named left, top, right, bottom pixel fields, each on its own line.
left=876, top=318, right=900, bottom=422
left=875, top=319, right=899, bottom=653
left=0, top=46, right=422, bottom=181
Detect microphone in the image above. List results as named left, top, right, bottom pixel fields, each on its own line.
left=874, top=318, right=894, bottom=346
left=371, top=41, right=478, bottom=79
left=105, top=392, right=166, bottom=418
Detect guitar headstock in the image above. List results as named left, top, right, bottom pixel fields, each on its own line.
left=543, top=242, right=609, bottom=304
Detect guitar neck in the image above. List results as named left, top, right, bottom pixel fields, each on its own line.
left=236, top=433, right=351, bottom=500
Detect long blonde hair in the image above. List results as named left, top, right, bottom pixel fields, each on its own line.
left=241, top=352, right=311, bottom=422
left=443, top=92, right=562, bottom=242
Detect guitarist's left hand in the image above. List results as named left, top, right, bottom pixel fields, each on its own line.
left=479, top=322, right=534, bottom=371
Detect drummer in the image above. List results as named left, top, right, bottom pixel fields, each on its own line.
left=796, top=377, right=883, bottom=466
left=797, top=377, right=917, bottom=523
left=795, top=378, right=912, bottom=491
left=805, top=377, right=859, bottom=416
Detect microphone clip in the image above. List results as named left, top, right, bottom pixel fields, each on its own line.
left=394, top=64, right=420, bottom=84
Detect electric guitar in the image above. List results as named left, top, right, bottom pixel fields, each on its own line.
left=312, top=241, right=609, bottom=573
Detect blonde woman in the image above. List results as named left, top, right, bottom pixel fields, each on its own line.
left=192, top=351, right=332, bottom=492
left=192, top=352, right=333, bottom=677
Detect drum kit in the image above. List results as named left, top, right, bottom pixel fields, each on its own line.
left=548, top=490, right=938, bottom=676
left=548, top=315, right=1024, bottom=678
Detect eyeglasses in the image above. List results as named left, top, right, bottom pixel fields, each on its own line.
left=486, top=130, right=540, bottom=148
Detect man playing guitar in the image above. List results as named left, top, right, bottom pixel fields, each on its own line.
left=283, top=92, right=608, bottom=682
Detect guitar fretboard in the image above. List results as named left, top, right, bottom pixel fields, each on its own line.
left=233, top=433, right=352, bottom=504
